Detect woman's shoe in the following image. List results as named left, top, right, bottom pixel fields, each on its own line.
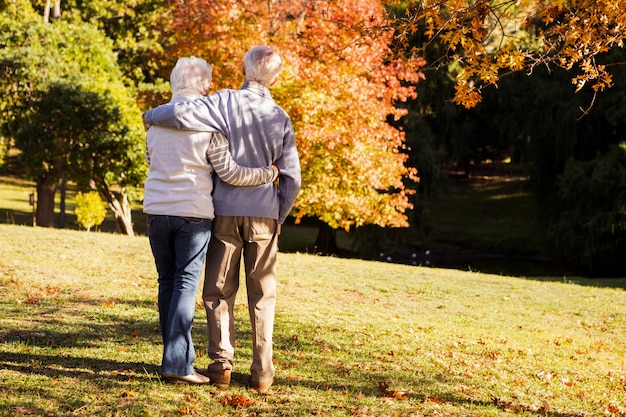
left=160, top=371, right=211, bottom=385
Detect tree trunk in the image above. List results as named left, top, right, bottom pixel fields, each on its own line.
left=313, top=221, right=338, bottom=255
left=107, top=190, right=135, bottom=237
left=100, top=188, right=135, bottom=236
left=92, top=175, right=135, bottom=236
left=58, top=172, right=66, bottom=228
left=43, top=0, right=50, bottom=22
left=35, top=174, right=56, bottom=227
left=43, top=0, right=61, bottom=23
left=53, top=0, right=61, bottom=19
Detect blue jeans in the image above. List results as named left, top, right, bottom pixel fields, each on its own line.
left=147, top=214, right=212, bottom=376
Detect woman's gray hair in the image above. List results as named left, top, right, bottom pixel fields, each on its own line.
left=170, top=56, right=213, bottom=96
left=243, top=46, right=282, bottom=86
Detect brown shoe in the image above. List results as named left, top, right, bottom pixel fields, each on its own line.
left=249, top=378, right=273, bottom=394
left=197, top=368, right=231, bottom=389
left=160, top=371, right=211, bottom=385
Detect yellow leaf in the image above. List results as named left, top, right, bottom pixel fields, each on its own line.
left=122, top=390, right=138, bottom=398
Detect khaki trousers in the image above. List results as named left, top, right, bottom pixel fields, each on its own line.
left=202, top=216, right=278, bottom=383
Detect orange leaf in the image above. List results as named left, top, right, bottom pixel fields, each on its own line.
left=219, top=395, right=255, bottom=408
left=377, top=381, right=389, bottom=392
left=385, top=390, right=408, bottom=400
left=122, top=390, right=138, bottom=398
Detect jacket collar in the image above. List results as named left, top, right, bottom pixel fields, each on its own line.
left=242, top=81, right=273, bottom=100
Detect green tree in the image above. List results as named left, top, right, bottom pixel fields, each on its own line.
left=27, top=0, right=171, bottom=107
left=546, top=145, right=626, bottom=275
left=0, top=3, right=146, bottom=234
left=75, top=191, right=107, bottom=232
left=15, top=82, right=145, bottom=234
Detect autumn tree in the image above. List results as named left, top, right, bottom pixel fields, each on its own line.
left=155, top=0, right=424, bottom=251
left=386, top=0, right=626, bottom=109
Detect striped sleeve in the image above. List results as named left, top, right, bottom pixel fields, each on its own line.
left=207, top=133, right=277, bottom=186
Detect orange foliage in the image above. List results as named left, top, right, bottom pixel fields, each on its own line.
left=157, top=0, right=424, bottom=230
left=386, top=0, right=626, bottom=108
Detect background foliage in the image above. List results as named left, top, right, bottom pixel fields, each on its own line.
left=1, top=0, right=626, bottom=273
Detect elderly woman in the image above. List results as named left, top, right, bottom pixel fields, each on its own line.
left=143, top=56, right=277, bottom=385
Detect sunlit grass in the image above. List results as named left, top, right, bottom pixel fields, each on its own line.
left=1, top=224, right=625, bottom=416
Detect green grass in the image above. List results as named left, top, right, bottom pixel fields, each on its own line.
left=426, top=176, right=543, bottom=256
left=1, top=224, right=625, bottom=416
left=0, top=175, right=145, bottom=235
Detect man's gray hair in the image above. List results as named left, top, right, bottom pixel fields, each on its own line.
left=170, top=56, right=213, bottom=96
left=243, top=46, right=282, bottom=86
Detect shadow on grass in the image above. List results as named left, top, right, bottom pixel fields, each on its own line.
left=0, top=351, right=158, bottom=383
left=1, top=208, right=33, bottom=227
left=0, top=350, right=162, bottom=416
left=0, top=296, right=161, bottom=377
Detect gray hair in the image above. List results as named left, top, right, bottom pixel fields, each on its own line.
left=170, top=56, right=212, bottom=96
left=243, top=46, right=282, bottom=86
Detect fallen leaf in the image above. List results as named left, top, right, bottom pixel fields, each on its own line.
left=424, top=394, right=441, bottom=404
left=386, top=390, right=408, bottom=400
left=184, top=395, right=199, bottom=404
left=377, top=381, right=389, bottom=392
left=219, top=395, right=255, bottom=408
left=325, top=360, right=343, bottom=368
left=122, top=390, right=138, bottom=398
left=178, top=406, right=197, bottom=415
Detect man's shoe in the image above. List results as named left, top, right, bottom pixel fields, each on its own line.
left=197, top=368, right=231, bottom=389
left=160, top=371, right=211, bottom=385
left=249, top=378, right=273, bottom=394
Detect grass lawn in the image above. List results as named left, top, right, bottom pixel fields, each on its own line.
left=1, top=224, right=625, bottom=416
